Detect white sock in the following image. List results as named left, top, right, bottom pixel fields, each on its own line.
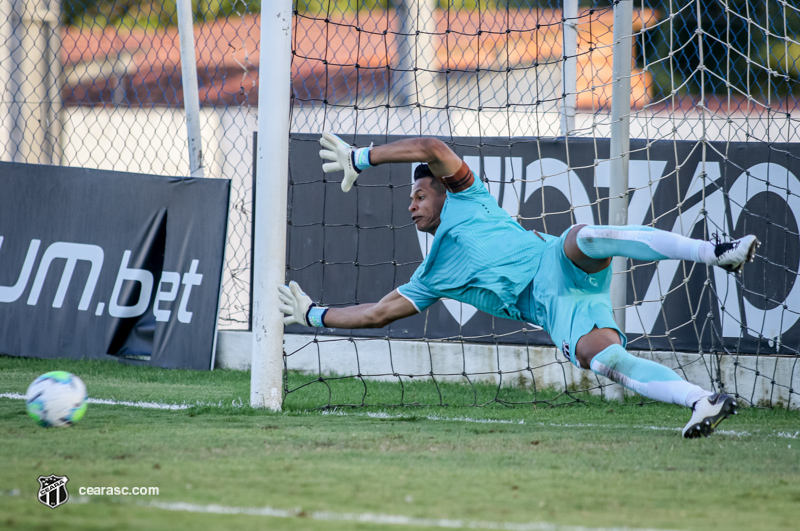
left=696, top=241, right=716, bottom=265
left=648, top=229, right=715, bottom=264
left=590, top=344, right=713, bottom=407
left=684, top=387, right=714, bottom=408
left=577, top=225, right=717, bottom=264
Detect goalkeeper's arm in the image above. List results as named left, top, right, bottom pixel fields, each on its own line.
left=278, top=281, right=418, bottom=329
left=320, top=134, right=464, bottom=191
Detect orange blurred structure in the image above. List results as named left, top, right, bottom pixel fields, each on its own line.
left=62, top=9, right=656, bottom=110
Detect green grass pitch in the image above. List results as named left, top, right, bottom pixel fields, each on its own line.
left=1, top=355, right=799, bottom=531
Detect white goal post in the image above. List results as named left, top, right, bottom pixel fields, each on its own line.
left=251, top=0, right=292, bottom=410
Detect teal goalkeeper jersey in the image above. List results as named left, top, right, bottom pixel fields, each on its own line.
left=397, top=173, right=553, bottom=321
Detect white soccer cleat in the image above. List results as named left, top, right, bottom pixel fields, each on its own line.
left=682, top=393, right=738, bottom=438
left=713, top=234, right=760, bottom=274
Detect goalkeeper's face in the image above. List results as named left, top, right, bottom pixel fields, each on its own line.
left=409, top=177, right=446, bottom=234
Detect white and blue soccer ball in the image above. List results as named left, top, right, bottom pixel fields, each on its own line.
left=25, top=371, right=88, bottom=428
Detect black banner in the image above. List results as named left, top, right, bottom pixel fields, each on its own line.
left=288, top=135, right=800, bottom=356
left=0, top=163, right=230, bottom=370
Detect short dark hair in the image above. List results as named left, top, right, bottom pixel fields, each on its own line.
left=413, top=164, right=446, bottom=195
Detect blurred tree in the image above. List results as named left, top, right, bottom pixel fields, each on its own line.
left=639, top=0, right=800, bottom=97
left=62, top=0, right=259, bottom=28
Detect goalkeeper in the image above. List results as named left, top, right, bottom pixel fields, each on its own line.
left=279, top=133, right=760, bottom=438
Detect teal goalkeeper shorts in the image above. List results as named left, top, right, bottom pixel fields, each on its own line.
left=518, top=227, right=627, bottom=367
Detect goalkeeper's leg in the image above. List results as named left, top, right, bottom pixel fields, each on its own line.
left=576, top=328, right=737, bottom=438
left=576, top=328, right=711, bottom=408
left=565, top=224, right=759, bottom=274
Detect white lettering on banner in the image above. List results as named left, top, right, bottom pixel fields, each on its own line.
left=594, top=159, right=668, bottom=227
left=26, top=242, right=104, bottom=311
left=502, top=157, right=524, bottom=217
left=711, top=163, right=800, bottom=343
left=0, top=238, right=203, bottom=324
left=0, top=238, right=41, bottom=303
left=525, top=158, right=595, bottom=225
left=623, top=162, right=715, bottom=336
left=153, top=271, right=181, bottom=322
left=109, top=250, right=154, bottom=318
left=620, top=161, right=800, bottom=342
left=177, top=260, right=203, bottom=324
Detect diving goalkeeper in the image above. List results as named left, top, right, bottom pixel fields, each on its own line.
left=278, top=133, right=760, bottom=438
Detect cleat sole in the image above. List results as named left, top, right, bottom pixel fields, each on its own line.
left=683, top=396, right=738, bottom=438
left=729, top=238, right=760, bottom=274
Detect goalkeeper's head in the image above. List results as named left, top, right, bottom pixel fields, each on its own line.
left=410, top=164, right=446, bottom=234
left=414, top=164, right=447, bottom=194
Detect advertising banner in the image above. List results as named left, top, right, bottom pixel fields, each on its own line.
left=288, top=135, right=799, bottom=356
left=0, top=163, right=230, bottom=370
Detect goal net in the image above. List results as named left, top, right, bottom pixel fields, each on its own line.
left=284, top=0, right=800, bottom=409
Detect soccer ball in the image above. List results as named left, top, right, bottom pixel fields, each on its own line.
left=25, top=371, right=88, bottom=428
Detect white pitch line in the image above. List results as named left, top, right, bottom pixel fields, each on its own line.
left=323, top=409, right=769, bottom=437
left=1, top=392, right=788, bottom=439
left=132, top=499, right=682, bottom=531
left=0, top=392, right=189, bottom=410
left=86, top=397, right=190, bottom=410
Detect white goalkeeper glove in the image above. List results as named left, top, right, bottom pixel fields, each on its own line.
left=319, top=131, right=373, bottom=192
left=277, top=281, right=328, bottom=327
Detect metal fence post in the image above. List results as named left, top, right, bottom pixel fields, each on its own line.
left=607, top=0, right=634, bottom=400
left=177, top=0, right=204, bottom=178
left=560, top=0, right=578, bottom=136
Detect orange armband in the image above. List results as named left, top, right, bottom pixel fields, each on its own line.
left=438, top=161, right=475, bottom=193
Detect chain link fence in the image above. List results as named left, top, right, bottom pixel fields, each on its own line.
left=1, top=0, right=260, bottom=330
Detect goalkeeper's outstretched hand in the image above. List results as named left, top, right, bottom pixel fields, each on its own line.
left=277, top=281, right=315, bottom=326
left=319, top=132, right=372, bottom=192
